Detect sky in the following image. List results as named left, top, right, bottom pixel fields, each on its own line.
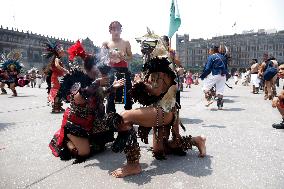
left=0, top=0, right=284, bottom=54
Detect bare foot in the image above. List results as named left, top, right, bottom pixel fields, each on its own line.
left=111, top=163, right=141, bottom=178
left=193, top=136, right=206, bottom=157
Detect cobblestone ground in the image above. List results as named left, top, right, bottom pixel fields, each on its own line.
left=0, top=79, right=283, bottom=189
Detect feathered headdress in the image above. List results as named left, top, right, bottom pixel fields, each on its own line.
left=68, top=40, right=94, bottom=71
left=130, top=57, right=176, bottom=106
left=42, top=39, right=62, bottom=59
left=0, top=50, right=23, bottom=72
left=57, top=68, right=93, bottom=102
left=135, top=28, right=168, bottom=58
left=68, top=40, right=87, bottom=61
left=68, top=40, right=112, bottom=75
left=7, top=50, right=22, bottom=60
left=143, top=57, right=176, bottom=83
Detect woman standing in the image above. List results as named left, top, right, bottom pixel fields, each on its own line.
left=43, top=40, right=69, bottom=113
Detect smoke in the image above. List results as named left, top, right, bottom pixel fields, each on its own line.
left=95, top=47, right=112, bottom=76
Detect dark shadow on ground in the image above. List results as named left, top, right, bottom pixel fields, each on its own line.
left=84, top=148, right=213, bottom=185
left=202, top=125, right=226, bottom=128
left=180, top=118, right=203, bottom=124
left=222, top=108, right=245, bottom=111
left=0, top=122, right=16, bottom=131
left=8, top=95, right=37, bottom=98
left=209, top=108, right=218, bottom=111
left=223, top=99, right=235, bottom=103
left=210, top=108, right=245, bottom=112
left=223, top=95, right=239, bottom=98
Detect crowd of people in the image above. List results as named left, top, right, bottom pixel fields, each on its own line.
left=0, top=61, right=46, bottom=96
left=227, top=53, right=284, bottom=129
left=249, top=54, right=284, bottom=129
left=1, top=20, right=283, bottom=180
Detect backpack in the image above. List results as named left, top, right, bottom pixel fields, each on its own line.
left=263, top=61, right=277, bottom=81
left=212, top=57, right=225, bottom=70
left=214, top=54, right=227, bottom=75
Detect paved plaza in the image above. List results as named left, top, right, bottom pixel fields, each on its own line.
left=0, top=79, right=284, bottom=189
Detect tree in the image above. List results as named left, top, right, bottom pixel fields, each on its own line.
left=129, top=54, right=143, bottom=73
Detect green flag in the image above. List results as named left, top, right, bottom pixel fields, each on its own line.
left=168, top=0, right=181, bottom=38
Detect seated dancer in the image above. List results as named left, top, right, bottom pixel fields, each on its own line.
left=272, top=62, right=284, bottom=129
left=0, top=50, right=26, bottom=96
left=109, top=57, right=206, bottom=178
left=43, top=39, right=69, bottom=113
left=49, top=40, right=125, bottom=163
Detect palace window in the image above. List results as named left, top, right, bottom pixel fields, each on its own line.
left=4, top=48, right=10, bottom=55
left=22, top=51, right=27, bottom=58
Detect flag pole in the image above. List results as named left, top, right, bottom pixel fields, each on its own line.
left=169, top=37, right=172, bottom=51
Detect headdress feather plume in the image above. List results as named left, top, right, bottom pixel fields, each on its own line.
left=42, top=38, right=62, bottom=59
left=67, top=40, right=87, bottom=61
left=0, top=50, right=23, bottom=71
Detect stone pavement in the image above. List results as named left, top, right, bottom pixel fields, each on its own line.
left=0, top=79, right=283, bottom=189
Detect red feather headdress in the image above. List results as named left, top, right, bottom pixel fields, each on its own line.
left=68, top=40, right=88, bottom=61
left=68, top=40, right=97, bottom=72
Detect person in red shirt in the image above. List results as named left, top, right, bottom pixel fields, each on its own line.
left=272, top=62, right=284, bottom=129
left=43, top=40, right=69, bottom=113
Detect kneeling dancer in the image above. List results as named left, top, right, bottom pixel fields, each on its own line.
left=49, top=41, right=124, bottom=163
left=110, top=57, right=206, bottom=178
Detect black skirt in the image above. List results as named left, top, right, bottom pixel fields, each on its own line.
left=64, top=121, right=89, bottom=138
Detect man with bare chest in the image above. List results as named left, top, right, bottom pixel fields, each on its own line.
left=103, top=21, right=133, bottom=113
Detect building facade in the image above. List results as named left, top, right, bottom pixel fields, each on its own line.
left=176, top=29, right=284, bottom=71
left=0, top=26, right=98, bottom=70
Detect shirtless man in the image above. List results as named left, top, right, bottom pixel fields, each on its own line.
left=103, top=21, right=133, bottom=113
left=250, top=59, right=260, bottom=94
